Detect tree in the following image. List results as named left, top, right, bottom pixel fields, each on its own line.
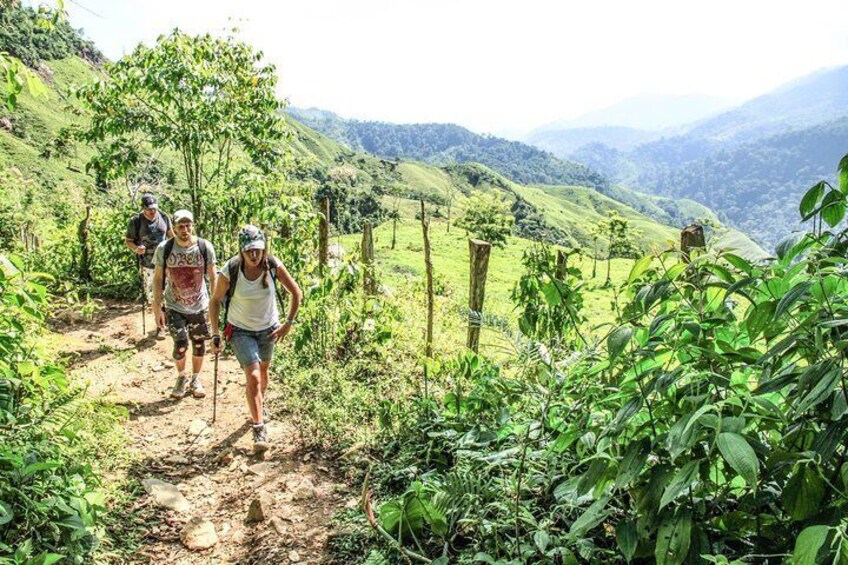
left=455, top=191, right=514, bottom=247
left=76, top=29, right=285, bottom=224
left=444, top=182, right=457, bottom=233
left=597, top=211, right=640, bottom=286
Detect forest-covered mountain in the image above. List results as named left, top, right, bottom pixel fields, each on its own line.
left=535, top=65, right=848, bottom=248
left=286, top=107, right=610, bottom=190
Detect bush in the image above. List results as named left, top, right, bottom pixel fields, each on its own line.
left=0, top=256, right=122, bottom=563
left=358, top=157, right=848, bottom=564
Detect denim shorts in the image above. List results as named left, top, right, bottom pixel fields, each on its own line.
left=230, top=325, right=277, bottom=367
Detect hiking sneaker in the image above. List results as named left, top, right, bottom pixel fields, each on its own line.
left=170, top=375, right=188, bottom=399
left=154, top=327, right=166, bottom=341
left=189, top=377, right=206, bottom=398
left=252, top=424, right=270, bottom=453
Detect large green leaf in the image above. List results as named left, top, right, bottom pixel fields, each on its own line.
left=782, top=464, right=825, bottom=521
left=660, top=460, right=700, bottom=509
left=775, top=281, right=814, bottom=319
left=576, top=459, right=608, bottom=497
left=655, top=509, right=692, bottom=565
left=616, top=438, right=650, bottom=488
left=569, top=493, right=612, bottom=536
left=800, top=181, right=826, bottom=218
left=821, top=189, right=847, bottom=227
left=628, top=255, right=653, bottom=283
left=790, top=525, right=830, bottom=565
left=839, top=154, right=848, bottom=193
left=795, top=365, right=841, bottom=415
left=611, top=397, right=642, bottom=433
left=0, top=501, right=13, bottom=526
left=608, top=326, right=634, bottom=361
left=615, top=519, right=638, bottom=563
left=716, top=433, right=759, bottom=489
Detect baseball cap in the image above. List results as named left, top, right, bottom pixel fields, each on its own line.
left=173, top=209, right=194, bottom=223
left=239, top=225, right=266, bottom=251
left=140, top=193, right=158, bottom=210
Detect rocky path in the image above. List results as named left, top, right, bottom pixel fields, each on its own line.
left=55, top=301, right=350, bottom=564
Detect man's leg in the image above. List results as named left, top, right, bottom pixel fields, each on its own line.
left=187, top=312, right=209, bottom=398
left=168, top=311, right=190, bottom=399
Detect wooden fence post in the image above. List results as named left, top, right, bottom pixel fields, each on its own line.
left=681, top=224, right=705, bottom=263
left=421, top=201, right=434, bottom=357
left=362, top=221, right=376, bottom=294
left=319, top=197, right=330, bottom=272
left=78, top=206, right=92, bottom=283
left=467, top=239, right=492, bottom=353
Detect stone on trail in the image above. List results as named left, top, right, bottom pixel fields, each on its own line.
left=188, top=419, right=210, bottom=436
left=288, top=550, right=300, bottom=563
left=141, top=478, right=190, bottom=512
left=246, top=496, right=271, bottom=523
left=247, top=462, right=273, bottom=476
left=292, top=478, right=317, bottom=501
left=270, top=516, right=287, bottom=535
left=180, top=517, right=218, bottom=550
left=163, top=360, right=175, bottom=368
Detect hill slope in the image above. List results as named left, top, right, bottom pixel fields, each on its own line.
left=0, top=49, right=756, bottom=262
left=286, top=107, right=610, bottom=190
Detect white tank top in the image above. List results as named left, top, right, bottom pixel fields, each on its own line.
left=221, top=262, right=279, bottom=331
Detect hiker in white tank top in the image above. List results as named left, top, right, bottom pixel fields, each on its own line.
left=208, top=225, right=302, bottom=454
left=218, top=260, right=279, bottom=331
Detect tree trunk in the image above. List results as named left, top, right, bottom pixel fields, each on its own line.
left=391, top=217, right=397, bottom=250
left=592, top=240, right=598, bottom=278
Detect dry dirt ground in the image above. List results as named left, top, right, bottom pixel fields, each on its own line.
left=54, top=301, right=353, bottom=564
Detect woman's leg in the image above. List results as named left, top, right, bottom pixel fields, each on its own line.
left=244, top=361, right=262, bottom=424
left=259, top=361, right=271, bottom=397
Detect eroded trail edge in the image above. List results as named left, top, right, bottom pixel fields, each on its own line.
left=56, top=301, right=349, bottom=564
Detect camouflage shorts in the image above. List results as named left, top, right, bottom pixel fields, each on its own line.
left=165, top=309, right=211, bottom=343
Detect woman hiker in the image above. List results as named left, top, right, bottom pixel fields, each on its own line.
left=209, top=225, right=302, bottom=453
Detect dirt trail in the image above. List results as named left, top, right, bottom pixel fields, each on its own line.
left=55, top=301, right=349, bottom=564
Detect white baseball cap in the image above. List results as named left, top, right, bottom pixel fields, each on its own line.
left=173, top=209, right=194, bottom=223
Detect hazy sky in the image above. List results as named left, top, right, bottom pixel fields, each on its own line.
left=60, top=0, right=848, bottom=134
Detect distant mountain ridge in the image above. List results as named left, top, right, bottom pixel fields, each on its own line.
left=531, top=93, right=734, bottom=133
left=287, top=107, right=610, bottom=191
left=558, top=65, right=848, bottom=249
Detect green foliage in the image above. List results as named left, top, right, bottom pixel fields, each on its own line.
left=455, top=192, right=514, bottom=247
left=0, top=257, right=121, bottom=563
left=360, top=155, right=848, bottom=564
left=511, top=244, right=585, bottom=349
left=75, top=29, right=286, bottom=224
left=0, top=3, right=102, bottom=68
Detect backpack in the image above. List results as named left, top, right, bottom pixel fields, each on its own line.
left=161, top=237, right=210, bottom=290
left=222, top=255, right=286, bottom=323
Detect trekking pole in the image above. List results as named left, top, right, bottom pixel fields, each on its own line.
left=212, top=335, right=220, bottom=424
left=138, top=256, right=147, bottom=336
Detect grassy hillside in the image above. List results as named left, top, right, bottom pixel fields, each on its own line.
left=1, top=54, right=759, bottom=268
left=0, top=57, right=96, bottom=188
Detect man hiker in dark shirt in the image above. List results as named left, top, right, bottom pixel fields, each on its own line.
left=125, top=192, right=173, bottom=340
